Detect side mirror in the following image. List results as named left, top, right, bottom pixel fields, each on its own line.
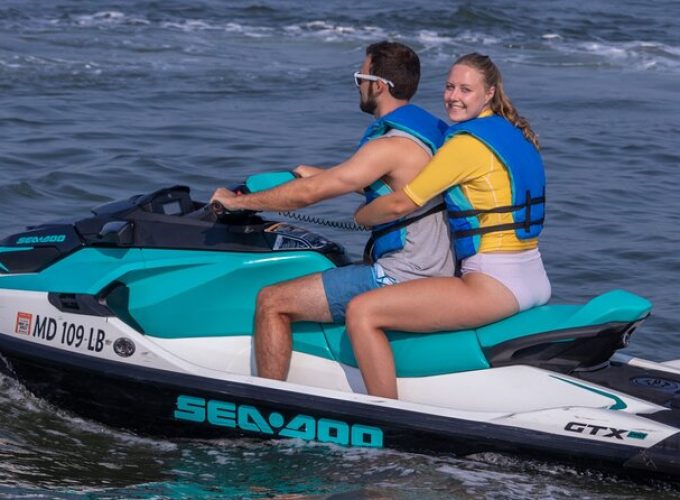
left=98, top=221, right=134, bottom=246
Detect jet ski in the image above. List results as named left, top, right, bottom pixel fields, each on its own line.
left=0, top=172, right=679, bottom=482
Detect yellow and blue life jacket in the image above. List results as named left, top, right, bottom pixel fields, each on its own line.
left=443, top=115, right=545, bottom=260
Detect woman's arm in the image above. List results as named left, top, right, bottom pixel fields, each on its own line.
left=355, top=136, right=483, bottom=227
left=293, top=165, right=325, bottom=178
left=354, top=190, right=419, bottom=227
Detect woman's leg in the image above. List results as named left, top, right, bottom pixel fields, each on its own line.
left=345, top=297, right=399, bottom=398
left=345, top=273, right=519, bottom=398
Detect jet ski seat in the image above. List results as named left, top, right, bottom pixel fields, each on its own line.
left=317, top=289, right=652, bottom=377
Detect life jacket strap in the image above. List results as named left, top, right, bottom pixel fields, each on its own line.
left=447, top=190, right=545, bottom=218
left=363, top=202, right=446, bottom=263
left=453, top=218, right=545, bottom=238
left=371, top=202, right=446, bottom=239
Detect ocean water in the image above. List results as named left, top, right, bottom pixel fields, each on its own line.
left=1, top=0, right=680, bottom=497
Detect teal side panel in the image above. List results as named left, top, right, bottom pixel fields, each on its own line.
left=321, top=324, right=350, bottom=364
left=322, top=324, right=489, bottom=377
left=0, top=246, right=336, bottom=348
left=291, top=322, right=334, bottom=360
left=122, top=250, right=336, bottom=339
left=476, top=289, right=653, bottom=348
left=0, top=247, right=146, bottom=293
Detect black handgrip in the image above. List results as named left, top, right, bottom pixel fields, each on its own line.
left=211, top=201, right=226, bottom=215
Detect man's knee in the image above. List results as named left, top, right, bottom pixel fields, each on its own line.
left=256, top=280, right=313, bottom=315
left=256, top=284, right=287, bottom=315
left=256, top=274, right=331, bottom=323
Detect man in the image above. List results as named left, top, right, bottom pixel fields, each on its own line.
left=211, top=41, right=454, bottom=381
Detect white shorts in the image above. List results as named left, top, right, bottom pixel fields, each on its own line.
left=461, top=248, right=551, bottom=311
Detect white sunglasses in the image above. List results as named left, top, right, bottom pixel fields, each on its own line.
left=353, top=72, right=395, bottom=88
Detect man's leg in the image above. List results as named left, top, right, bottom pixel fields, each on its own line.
left=254, top=272, right=332, bottom=380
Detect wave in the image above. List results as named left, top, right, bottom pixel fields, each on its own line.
left=3, top=8, right=679, bottom=74
left=543, top=38, right=680, bottom=71
left=66, top=10, right=150, bottom=27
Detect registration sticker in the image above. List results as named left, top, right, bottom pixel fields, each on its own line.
left=15, top=312, right=32, bottom=335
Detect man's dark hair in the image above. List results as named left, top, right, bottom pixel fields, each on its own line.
left=365, top=41, right=420, bottom=100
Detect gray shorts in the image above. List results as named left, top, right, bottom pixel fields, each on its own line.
left=321, top=264, right=396, bottom=323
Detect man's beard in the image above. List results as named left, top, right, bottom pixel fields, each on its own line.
left=360, top=84, right=377, bottom=114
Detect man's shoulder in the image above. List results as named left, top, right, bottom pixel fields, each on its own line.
left=361, top=132, right=432, bottom=156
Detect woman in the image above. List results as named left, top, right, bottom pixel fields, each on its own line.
left=346, top=53, right=551, bottom=399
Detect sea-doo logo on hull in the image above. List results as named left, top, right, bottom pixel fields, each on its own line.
left=16, top=234, right=66, bottom=245
left=113, top=337, right=135, bottom=357
left=174, top=395, right=383, bottom=448
left=565, top=421, right=647, bottom=440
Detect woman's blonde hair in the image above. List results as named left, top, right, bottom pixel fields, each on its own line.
left=454, top=53, right=540, bottom=150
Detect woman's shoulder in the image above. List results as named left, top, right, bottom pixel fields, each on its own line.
left=442, top=132, right=494, bottom=157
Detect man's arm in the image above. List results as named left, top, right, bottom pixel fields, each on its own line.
left=210, top=137, right=412, bottom=212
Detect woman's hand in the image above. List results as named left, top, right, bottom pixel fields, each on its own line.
left=293, top=165, right=325, bottom=178
left=354, top=190, right=419, bottom=226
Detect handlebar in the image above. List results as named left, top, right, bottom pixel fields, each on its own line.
left=206, top=200, right=257, bottom=223
left=210, top=200, right=227, bottom=215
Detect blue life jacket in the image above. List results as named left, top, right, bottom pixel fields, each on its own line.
left=359, top=104, right=448, bottom=261
left=443, top=115, right=545, bottom=261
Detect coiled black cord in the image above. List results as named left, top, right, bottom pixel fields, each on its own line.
left=277, top=211, right=369, bottom=232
